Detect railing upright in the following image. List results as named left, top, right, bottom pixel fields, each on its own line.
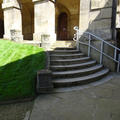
left=100, top=41, right=104, bottom=64
left=114, top=49, right=117, bottom=61
left=73, top=26, right=120, bottom=72
left=118, top=54, right=120, bottom=72
left=76, top=29, right=79, bottom=51
left=88, top=34, right=91, bottom=57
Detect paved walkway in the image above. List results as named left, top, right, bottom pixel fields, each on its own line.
left=0, top=73, right=120, bottom=120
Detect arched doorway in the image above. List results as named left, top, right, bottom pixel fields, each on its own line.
left=57, top=12, right=68, bottom=40
left=56, top=0, right=79, bottom=40
left=22, top=2, right=34, bottom=40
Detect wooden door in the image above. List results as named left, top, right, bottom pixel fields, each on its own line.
left=57, top=12, right=68, bottom=40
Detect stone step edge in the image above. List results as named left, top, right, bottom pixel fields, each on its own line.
left=50, top=57, right=90, bottom=62
left=50, top=53, right=84, bottom=57
left=53, top=74, right=112, bottom=93
left=52, top=50, right=79, bottom=53
left=50, top=60, right=96, bottom=69
left=52, top=64, right=103, bottom=75
left=53, top=69, right=109, bottom=83
left=50, top=46, right=77, bottom=50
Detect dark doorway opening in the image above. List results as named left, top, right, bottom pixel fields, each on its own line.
left=0, top=19, right=4, bottom=38
left=57, top=12, right=68, bottom=40
left=116, top=29, right=120, bottom=48
left=0, top=3, right=4, bottom=38
left=116, top=28, right=120, bottom=69
left=22, top=3, right=34, bottom=40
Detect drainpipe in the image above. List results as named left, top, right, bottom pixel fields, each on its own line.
left=112, top=0, right=117, bottom=43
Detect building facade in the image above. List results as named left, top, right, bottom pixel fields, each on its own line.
left=0, top=0, right=119, bottom=46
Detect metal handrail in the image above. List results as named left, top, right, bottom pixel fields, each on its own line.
left=73, top=26, right=120, bottom=72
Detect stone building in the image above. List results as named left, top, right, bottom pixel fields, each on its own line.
left=0, top=0, right=120, bottom=47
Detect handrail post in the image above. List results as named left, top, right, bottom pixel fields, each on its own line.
left=117, top=54, right=120, bottom=72
left=88, top=34, right=91, bottom=57
left=114, top=49, right=117, bottom=60
left=76, top=29, right=79, bottom=51
left=100, top=41, right=104, bottom=64
left=73, top=27, right=120, bottom=72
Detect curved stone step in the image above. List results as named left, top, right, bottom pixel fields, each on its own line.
left=53, top=68, right=109, bottom=88
left=50, top=53, right=85, bottom=60
left=52, top=64, right=103, bottom=78
left=54, top=47, right=76, bottom=50
left=50, top=57, right=91, bottom=65
left=51, top=50, right=80, bottom=54
left=50, top=60, right=96, bottom=71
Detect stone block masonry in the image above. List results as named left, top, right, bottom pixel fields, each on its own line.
left=2, top=0, right=23, bottom=41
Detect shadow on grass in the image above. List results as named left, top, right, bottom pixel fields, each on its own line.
left=0, top=51, right=46, bottom=101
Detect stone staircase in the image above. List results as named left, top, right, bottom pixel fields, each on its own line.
left=50, top=41, right=109, bottom=89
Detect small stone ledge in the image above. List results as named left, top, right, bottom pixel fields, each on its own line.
left=36, top=69, right=53, bottom=93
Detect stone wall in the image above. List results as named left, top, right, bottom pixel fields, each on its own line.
left=79, top=0, right=117, bottom=71
left=2, top=0, right=23, bottom=41
left=116, top=0, right=120, bottom=28
left=79, top=39, right=116, bottom=72
left=33, top=0, right=56, bottom=46
left=80, top=0, right=113, bottom=40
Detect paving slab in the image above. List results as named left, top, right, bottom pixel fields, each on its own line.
left=0, top=101, right=33, bottom=120
left=30, top=73, right=120, bottom=120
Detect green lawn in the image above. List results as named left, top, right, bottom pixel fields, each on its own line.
left=0, top=39, right=45, bottom=101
